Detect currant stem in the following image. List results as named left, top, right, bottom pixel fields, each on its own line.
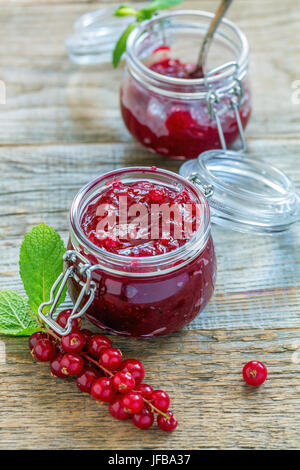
left=44, top=328, right=61, bottom=343
left=38, top=329, right=171, bottom=420
left=81, top=352, right=113, bottom=377
left=143, top=398, right=170, bottom=420
left=82, top=353, right=169, bottom=419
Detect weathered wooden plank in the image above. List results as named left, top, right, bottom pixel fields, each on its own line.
left=0, top=327, right=299, bottom=450
left=0, top=1, right=299, bottom=144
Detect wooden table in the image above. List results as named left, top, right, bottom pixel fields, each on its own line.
left=0, top=0, right=299, bottom=450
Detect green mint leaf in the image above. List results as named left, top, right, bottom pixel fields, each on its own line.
left=19, top=224, right=66, bottom=315
left=140, top=0, right=184, bottom=15
left=0, top=290, right=40, bottom=336
left=114, top=5, right=138, bottom=17
left=113, top=22, right=138, bottom=68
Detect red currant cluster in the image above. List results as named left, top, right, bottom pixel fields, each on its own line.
left=29, top=309, right=178, bottom=432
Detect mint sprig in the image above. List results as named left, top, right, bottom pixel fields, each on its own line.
left=19, top=224, right=66, bottom=315
left=112, top=0, right=185, bottom=68
left=0, top=224, right=66, bottom=337
left=0, top=290, right=40, bottom=336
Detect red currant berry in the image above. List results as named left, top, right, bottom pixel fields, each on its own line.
left=50, top=354, right=65, bottom=378
left=99, top=348, right=122, bottom=371
left=132, top=407, right=155, bottom=430
left=112, top=371, right=135, bottom=394
left=33, top=339, right=56, bottom=362
left=157, top=411, right=178, bottom=432
left=61, top=331, right=86, bottom=353
left=121, top=359, right=145, bottom=385
left=122, top=392, right=144, bottom=414
left=76, top=367, right=99, bottom=394
left=56, top=309, right=81, bottom=331
left=29, top=331, right=48, bottom=352
left=109, top=397, right=131, bottom=421
left=81, top=329, right=93, bottom=349
left=60, top=353, right=84, bottom=376
left=135, top=383, right=154, bottom=400
left=88, top=334, right=112, bottom=358
left=91, top=377, right=116, bottom=402
left=152, top=390, right=170, bottom=412
left=243, top=361, right=267, bottom=386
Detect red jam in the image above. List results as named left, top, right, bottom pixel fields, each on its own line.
left=81, top=180, right=199, bottom=257
left=68, top=176, right=216, bottom=338
left=120, top=56, right=251, bottom=159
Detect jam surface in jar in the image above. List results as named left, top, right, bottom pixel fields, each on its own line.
left=121, top=52, right=251, bottom=159
left=69, top=177, right=216, bottom=337
left=81, top=179, right=199, bottom=257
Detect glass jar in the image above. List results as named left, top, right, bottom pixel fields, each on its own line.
left=66, top=167, right=216, bottom=337
left=120, top=10, right=251, bottom=159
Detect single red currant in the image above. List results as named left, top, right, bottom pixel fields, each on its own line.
left=61, top=331, right=86, bottom=353
left=76, top=367, right=100, bottom=394
left=88, top=334, right=112, bottom=358
left=29, top=331, right=48, bottom=352
left=152, top=390, right=170, bottom=412
left=50, top=354, right=65, bottom=378
left=121, top=359, right=145, bottom=385
left=243, top=361, right=267, bottom=386
left=91, top=377, right=116, bottom=402
left=157, top=411, right=178, bottom=432
left=33, top=339, right=56, bottom=362
left=132, top=407, right=155, bottom=430
left=135, top=383, right=154, bottom=400
left=60, top=353, right=84, bottom=376
left=56, top=309, right=81, bottom=331
left=99, top=348, right=122, bottom=371
left=112, top=371, right=135, bottom=394
left=122, top=392, right=144, bottom=414
left=109, top=397, right=131, bottom=421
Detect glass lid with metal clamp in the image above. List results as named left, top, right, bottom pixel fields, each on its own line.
left=179, top=122, right=300, bottom=234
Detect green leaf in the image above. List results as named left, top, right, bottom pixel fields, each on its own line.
left=19, top=224, right=66, bottom=314
left=114, top=5, right=138, bottom=17
left=0, top=290, right=40, bottom=336
left=113, top=22, right=138, bottom=68
left=140, top=0, right=184, bottom=15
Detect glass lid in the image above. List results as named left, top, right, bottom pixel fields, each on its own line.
left=180, top=150, right=300, bottom=234
left=65, top=8, right=132, bottom=65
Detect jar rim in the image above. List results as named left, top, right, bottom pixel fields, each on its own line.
left=69, top=167, right=211, bottom=276
left=126, top=10, right=249, bottom=97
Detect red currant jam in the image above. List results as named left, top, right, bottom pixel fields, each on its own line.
left=81, top=180, right=200, bottom=257
left=68, top=171, right=216, bottom=337
left=120, top=56, right=251, bottom=159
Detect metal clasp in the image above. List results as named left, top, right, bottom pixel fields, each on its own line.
left=38, top=250, right=96, bottom=336
left=205, top=62, right=248, bottom=153
left=188, top=173, right=214, bottom=199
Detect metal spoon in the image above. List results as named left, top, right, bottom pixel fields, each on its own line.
left=190, top=0, right=234, bottom=77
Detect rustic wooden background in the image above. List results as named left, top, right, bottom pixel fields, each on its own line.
left=0, top=0, right=299, bottom=450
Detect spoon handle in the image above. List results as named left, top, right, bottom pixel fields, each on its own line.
left=197, top=0, right=234, bottom=75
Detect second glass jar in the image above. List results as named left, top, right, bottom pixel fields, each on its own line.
left=120, top=10, right=251, bottom=159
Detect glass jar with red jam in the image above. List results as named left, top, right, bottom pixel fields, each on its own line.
left=38, top=153, right=300, bottom=338
left=121, top=10, right=251, bottom=159
left=65, top=167, right=216, bottom=338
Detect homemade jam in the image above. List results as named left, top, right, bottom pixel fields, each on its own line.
left=81, top=179, right=199, bottom=256
left=121, top=11, right=251, bottom=159
left=67, top=167, right=216, bottom=337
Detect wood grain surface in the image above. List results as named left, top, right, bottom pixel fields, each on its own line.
left=0, top=0, right=299, bottom=450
